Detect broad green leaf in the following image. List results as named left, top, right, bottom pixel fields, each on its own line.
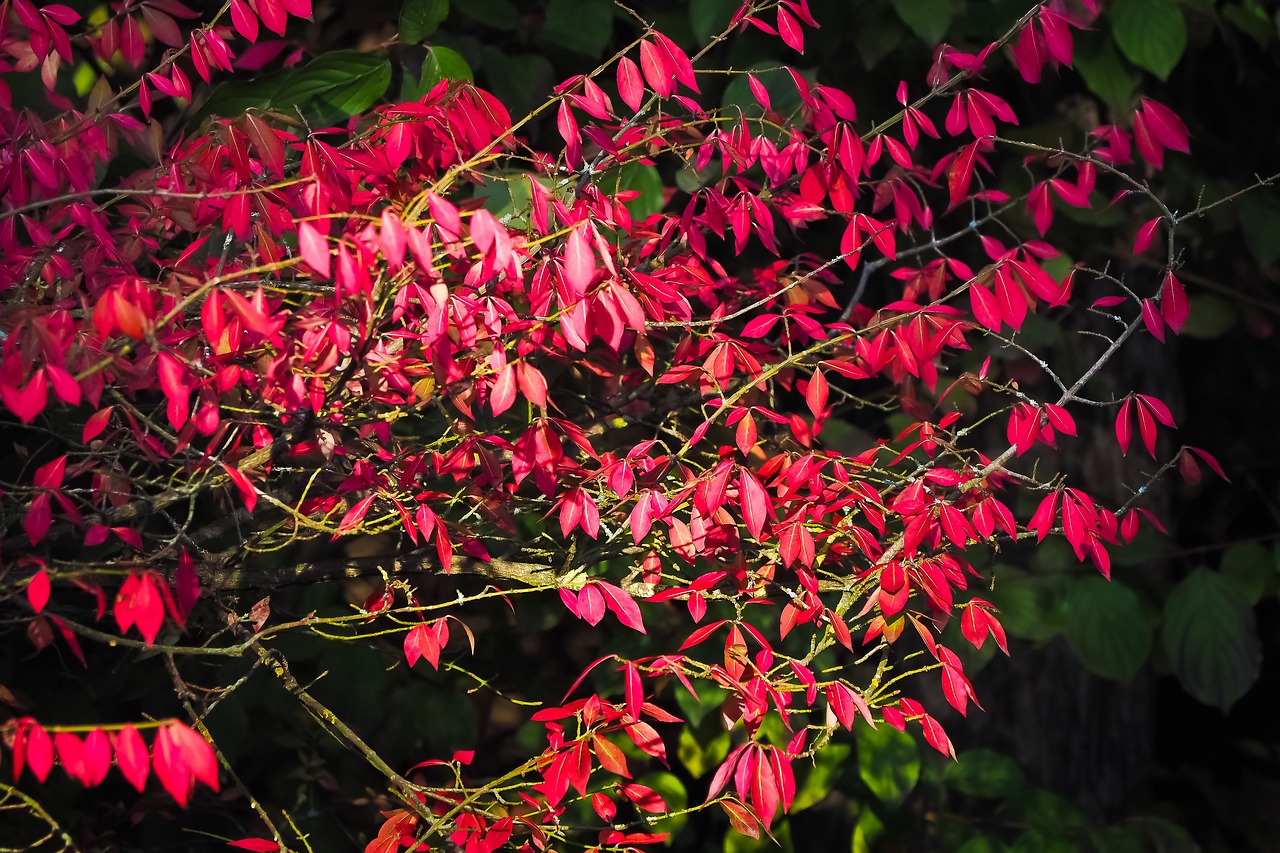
left=944, top=749, right=1026, bottom=798
left=1224, top=2, right=1275, bottom=48
left=597, top=161, right=665, bottom=221
left=1063, top=576, right=1153, bottom=681
left=1110, top=0, right=1187, bottom=80
left=676, top=721, right=730, bottom=777
left=1239, top=191, right=1280, bottom=268
left=792, top=743, right=851, bottom=811
left=1179, top=295, right=1238, bottom=339
left=1007, top=789, right=1088, bottom=835
left=856, top=722, right=919, bottom=807
left=1220, top=542, right=1275, bottom=605
left=957, top=838, right=1007, bottom=853
left=1011, top=831, right=1079, bottom=853
left=200, top=51, right=391, bottom=121
left=399, top=0, right=448, bottom=44
left=637, top=771, right=687, bottom=836
left=403, top=45, right=472, bottom=102
left=1126, top=815, right=1200, bottom=852
left=1089, top=826, right=1146, bottom=853
left=690, top=0, right=738, bottom=42
left=1162, top=567, right=1262, bottom=710
left=853, top=5, right=905, bottom=69
left=456, top=0, right=520, bottom=30
left=480, top=48, right=555, bottom=118
left=675, top=682, right=728, bottom=727
left=851, top=806, right=885, bottom=853
left=889, top=0, right=953, bottom=45
left=539, top=0, right=613, bottom=57
left=985, top=566, right=1068, bottom=642
left=1073, top=32, right=1140, bottom=107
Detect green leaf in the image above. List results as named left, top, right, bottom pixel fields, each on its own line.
left=199, top=51, right=391, bottom=121
left=1238, top=191, right=1280, bottom=268
left=1126, top=816, right=1201, bottom=853
left=889, top=0, right=953, bottom=45
left=399, top=0, right=448, bottom=44
left=1220, top=542, right=1275, bottom=605
left=403, top=45, right=472, bottom=101
left=853, top=5, right=905, bottom=69
left=455, top=0, right=520, bottom=30
left=637, top=771, right=687, bottom=836
left=480, top=48, right=554, bottom=118
left=1007, top=789, right=1088, bottom=835
left=1162, top=567, right=1262, bottom=710
left=597, top=161, right=665, bottom=221
left=856, top=722, right=919, bottom=807
left=690, top=0, right=738, bottom=42
left=676, top=725, right=731, bottom=778
left=985, top=566, right=1068, bottom=642
left=1110, top=0, right=1187, bottom=80
left=1089, top=826, right=1146, bottom=853
left=539, top=0, right=613, bottom=57
left=1073, top=32, right=1140, bottom=107
left=306, top=53, right=393, bottom=119
left=851, top=806, right=885, bottom=853
left=1178, top=294, right=1238, bottom=339
left=792, top=743, right=851, bottom=811
left=1063, top=576, right=1153, bottom=681
left=944, top=749, right=1026, bottom=798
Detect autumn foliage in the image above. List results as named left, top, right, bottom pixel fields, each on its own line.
left=0, top=0, right=1239, bottom=850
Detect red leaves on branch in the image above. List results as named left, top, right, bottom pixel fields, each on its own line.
left=6, top=719, right=214, bottom=803
left=0, top=0, right=1209, bottom=846
left=1116, top=394, right=1177, bottom=458
left=706, top=742, right=795, bottom=830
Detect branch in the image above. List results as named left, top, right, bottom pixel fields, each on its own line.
left=202, top=549, right=578, bottom=592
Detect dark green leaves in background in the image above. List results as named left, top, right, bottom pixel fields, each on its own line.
left=1110, top=0, right=1188, bottom=80
left=1063, top=576, right=1154, bottom=682
left=400, top=0, right=449, bottom=44
left=1163, top=567, right=1263, bottom=710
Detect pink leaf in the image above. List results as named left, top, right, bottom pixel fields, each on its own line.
left=27, top=570, right=50, bottom=613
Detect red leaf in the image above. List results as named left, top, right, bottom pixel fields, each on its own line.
left=491, top=364, right=517, bottom=416
left=114, top=572, right=165, bottom=646
left=776, top=6, right=804, bottom=52
left=738, top=468, right=771, bottom=539
left=1134, top=217, right=1161, bottom=255
left=562, top=226, right=595, bottom=299
left=947, top=141, right=979, bottom=210
left=1115, top=397, right=1134, bottom=455
left=598, top=581, right=646, bottom=633
left=153, top=721, right=220, bottom=807
left=1160, top=272, right=1188, bottom=333
left=228, top=841, right=281, bottom=852
left=83, top=406, right=114, bottom=442
left=616, top=56, right=644, bottom=112
left=115, top=724, right=150, bottom=791
left=56, top=732, right=90, bottom=786
left=1141, top=298, right=1166, bottom=342
left=920, top=714, right=956, bottom=758
left=27, top=569, right=50, bottom=612
left=23, top=720, right=55, bottom=782
left=2, top=369, right=49, bottom=423
left=222, top=463, right=258, bottom=512
left=298, top=220, right=330, bottom=278
left=638, top=40, right=673, bottom=98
